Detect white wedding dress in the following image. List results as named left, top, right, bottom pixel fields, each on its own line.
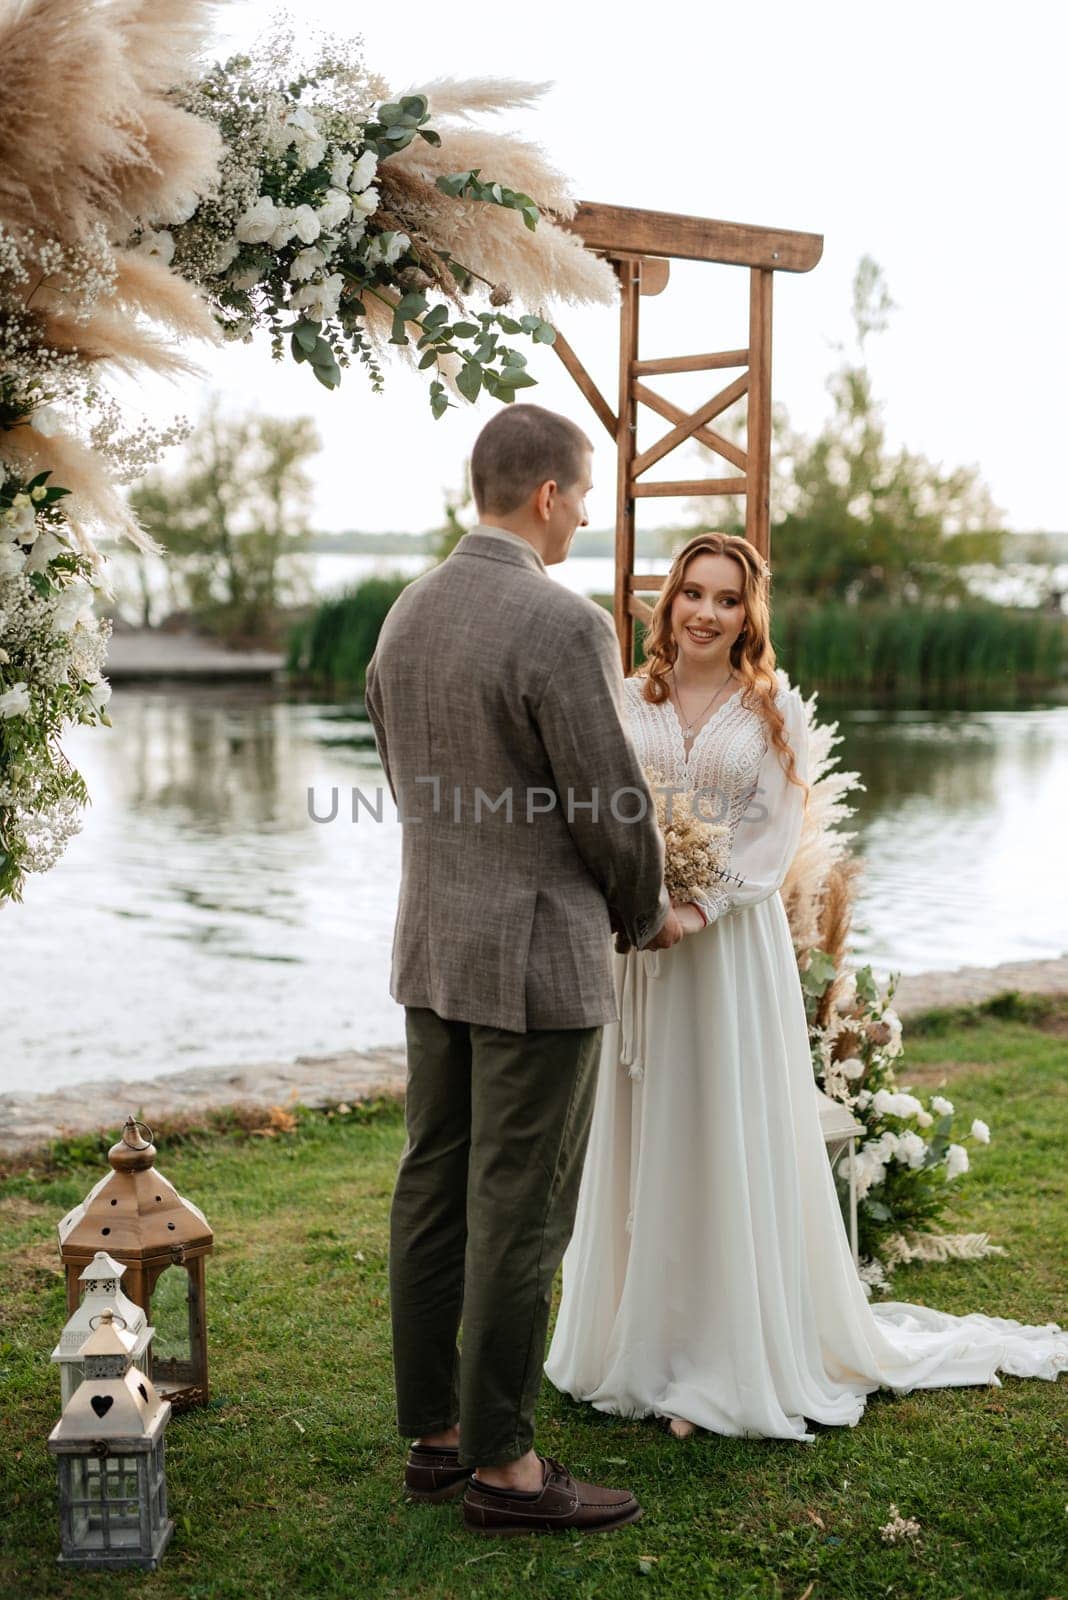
left=544, top=670, right=1067, bottom=1441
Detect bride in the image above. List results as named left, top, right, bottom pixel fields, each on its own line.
left=545, top=531, right=1067, bottom=1442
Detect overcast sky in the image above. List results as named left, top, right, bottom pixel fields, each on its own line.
left=153, top=0, right=1065, bottom=536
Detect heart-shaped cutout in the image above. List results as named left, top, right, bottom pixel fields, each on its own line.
left=90, top=1395, right=114, bottom=1418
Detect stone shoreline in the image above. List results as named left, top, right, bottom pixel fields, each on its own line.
left=2, top=955, right=1064, bottom=1158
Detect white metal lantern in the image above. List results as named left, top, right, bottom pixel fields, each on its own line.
left=47, top=1311, right=173, bottom=1572
left=50, top=1251, right=152, bottom=1407
left=816, top=1089, right=864, bottom=1263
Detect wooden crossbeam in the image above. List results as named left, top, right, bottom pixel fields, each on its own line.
left=627, top=594, right=655, bottom=623
left=563, top=201, right=824, bottom=273
left=633, top=382, right=748, bottom=473
left=631, top=373, right=750, bottom=479
left=551, top=328, right=616, bottom=439
left=632, top=477, right=748, bottom=498
left=632, top=349, right=748, bottom=377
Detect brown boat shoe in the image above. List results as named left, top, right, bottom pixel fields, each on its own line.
left=462, top=1454, right=642, bottom=1537
left=404, top=1443, right=474, bottom=1503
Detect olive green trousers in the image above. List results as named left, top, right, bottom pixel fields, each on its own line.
left=389, top=1006, right=603, bottom=1468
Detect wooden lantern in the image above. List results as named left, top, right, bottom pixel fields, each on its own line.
left=58, top=1118, right=213, bottom=1410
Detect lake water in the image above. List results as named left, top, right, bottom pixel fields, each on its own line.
left=3, top=686, right=1065, bottom=1095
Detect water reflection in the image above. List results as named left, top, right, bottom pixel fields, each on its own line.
left=823, top=701, right=1067, bottom=975
left=3, top=687, right=1065, bottom=1093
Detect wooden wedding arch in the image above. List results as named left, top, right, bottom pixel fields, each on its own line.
left=555, top=202, right=823, bottom=672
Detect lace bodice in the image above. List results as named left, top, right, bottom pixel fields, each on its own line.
left=622, top=669, right=809, bottom=926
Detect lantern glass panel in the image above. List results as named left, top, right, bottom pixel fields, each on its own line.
left=67, top=1456, right=144, bottom=1551
left=149, top=1265, right=194, bottom=1386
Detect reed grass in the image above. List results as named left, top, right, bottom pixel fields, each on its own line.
left=286, top=574, right=416, bottom=688
left=289, top=580, right=1065, bottom=703
left=769, top=600, right=1065, bottom=701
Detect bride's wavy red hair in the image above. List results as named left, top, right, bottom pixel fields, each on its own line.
left=634, top=531, right=808, bottom=799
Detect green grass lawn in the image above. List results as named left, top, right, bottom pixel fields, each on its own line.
left=2, top=998, right=1066, bottom=1599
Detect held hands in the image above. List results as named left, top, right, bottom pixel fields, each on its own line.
left=610, top=902, right=703, bottom=954
left=672, top=900, right=707, bottom=937
left=645, top=906, right=685, bottom=950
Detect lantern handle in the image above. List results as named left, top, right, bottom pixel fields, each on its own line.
left=122, top=1119, right=154, bottom=1151
left=88, top=1312, right=129, bottom=1332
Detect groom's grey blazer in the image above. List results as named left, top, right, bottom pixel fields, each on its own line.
left=364, top=525, right=670, bottom=1033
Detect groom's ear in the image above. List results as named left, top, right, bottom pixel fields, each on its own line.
left=533, top=478, right=558, bottom=522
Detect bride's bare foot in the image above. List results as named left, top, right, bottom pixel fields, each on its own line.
left=668, top=1418, right=697, bottom=1440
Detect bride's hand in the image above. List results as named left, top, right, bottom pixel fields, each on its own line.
left=672, top=901, right=707, bottom=936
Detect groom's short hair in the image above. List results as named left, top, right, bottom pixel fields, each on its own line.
left=471, top=404, right=591, bottom=516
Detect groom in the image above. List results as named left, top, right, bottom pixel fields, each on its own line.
left=364, top=403, right=682, bottom=1536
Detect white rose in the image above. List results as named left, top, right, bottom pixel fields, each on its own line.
left=896, top=1131, right=927, bottom=1170
left=346, top=221, right=368, bottom=250
left=269, top=208, right=300, bottom=250
left=317, top=188, right=352, bottom=232
left=364, top=231, right=410, bottom=271
left=236, top=196, right=283, bottom=245
left=289, top=247, right=328, bottom=284
left=931, top=1096, right=954, bottom=1117
left=349, top=149, right=378, bottom=192
left=299, top=136, right=328, bottom=170
left=286, top=107, right=318, bottom=137
left=915, top=1110, right=933, bottom=1128
left=945, top=1143, right=970, bottom=1181
left=351, top=185, right=380, bottom=219
left=872, top=1089, right=896, bottom=1117
left=289, top=272, right=344, bottom=323
left=52, top=588, right=93, bottom=635
left=329, top=148, right=355, bottom=189
left=855, top=1089, right=873, bottom=1110
left=0, top=682, right=31, bottom=719
left=291, top=205, right=321, bottom=244
left=24, top=529, right=64, bottom=572
left=86, top=680, right=112, bottom=712
left=10, top=499, right=37, bottom=538
left=970, top=1119, right=990, bottom=1145
left=285, top=110, right=328, bottom=171
left=135, top=228, right=175, bottom=265
left=893, top=1093, right=923, bottom=1120
left=840, top=1057, right=865, bottom=1080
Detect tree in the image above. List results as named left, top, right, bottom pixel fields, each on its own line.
left=432, top=462, right=475, bottom=564
left=129, top=402, right=321, bottom=643
left=700, top=257, right=1005, bottom=601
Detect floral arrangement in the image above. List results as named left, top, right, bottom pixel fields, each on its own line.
left=0, top=4, right=616, bottom=901
left=0, top=470, right=112, bottom=900
left=643, top=766, right=730, bottom=905
left=776, top=691, right=995, bottom=1283
left=0, top=0, right=224, bottom=901
left=802, top=945, right=993, bottom=1287
left=149, top=35, right=616, bottom=412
